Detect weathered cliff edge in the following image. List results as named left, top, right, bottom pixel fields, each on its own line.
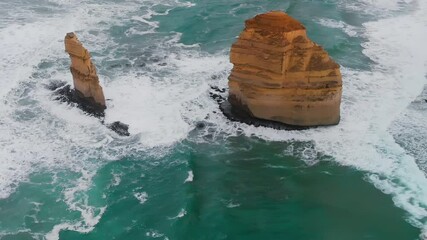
left=224, top=11, right=342, bottom=127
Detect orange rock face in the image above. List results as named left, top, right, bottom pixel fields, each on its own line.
left=228, top=11, right=342, bottom=126
left=64, top=32, right=106, bottom=108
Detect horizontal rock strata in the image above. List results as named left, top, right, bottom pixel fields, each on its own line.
left=228, top=11, right=342, bottom=126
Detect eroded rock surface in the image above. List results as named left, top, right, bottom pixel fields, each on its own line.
left=227, top=11, right=342, bottom=127
left=65, top=32, right=106, bottom=110
left=45, top=33, right=130, bottom=136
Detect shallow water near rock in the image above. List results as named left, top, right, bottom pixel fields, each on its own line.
left=0, top=0, right=426, bottom=239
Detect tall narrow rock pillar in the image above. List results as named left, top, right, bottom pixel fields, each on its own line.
left=64, top=32, right=106, bottom=109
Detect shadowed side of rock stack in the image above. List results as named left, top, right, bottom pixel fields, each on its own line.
left=226, top=11, right=342, bottom=127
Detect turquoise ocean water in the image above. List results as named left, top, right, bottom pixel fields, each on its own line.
left=0, top=0, right=426, bottom=239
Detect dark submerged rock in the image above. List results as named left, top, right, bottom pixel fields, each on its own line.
left=107, top=121, right=130, bottom=136
left=49, top=82, right=105, bottom=118
left=219, top=100, right=310, bottom=130
left=210, top=85, right=226, bottom=93
left=209, top=86, right=227, bottom=105
left=47, top=81, right=130, bottom=136
left=209, top=85, right=310, bottom=130
left=196, top=122, right=206, bottom=129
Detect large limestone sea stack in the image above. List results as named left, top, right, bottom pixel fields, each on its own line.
left=64, top=32, right=106, bottom=110
left=227, top=11, right=342, bottom=127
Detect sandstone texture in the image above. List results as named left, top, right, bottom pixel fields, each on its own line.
left=64, top=32, right=106, bottom=109
left=228, top=11, right=342, bottom=126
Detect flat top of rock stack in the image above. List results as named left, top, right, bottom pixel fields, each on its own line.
left=65, top=32, right=91, bottom=65
left=245, top=11, right=305, bottom=32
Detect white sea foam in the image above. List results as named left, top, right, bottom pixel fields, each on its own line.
left=317, top=18, right=359, bottom=37
left=184, top=171, right=193, bottom=183
left=125, top=0, right=195, bottom=35
left=146, top=229, right=169, bottom=239
left=226, top=201, right=240, bottom=208
left=46, top=170, right=107, bottom=240
left=134, top=192, right=149, bottom=204
left=111, top=173, right=122, bottom=187
left=390, top=89, right=427, bottom=171
left=338, top=0, right=415, bottom=15
left=357, top=0, right=414, bottom=11
left=169, top=208, right=187, bottom=219
left=25, top=202, right=43, bottom=224
left=104, top=74, right=192, bottom=147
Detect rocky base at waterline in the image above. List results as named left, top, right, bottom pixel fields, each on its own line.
left=220, top=101, right=311, bottom=130
left=210, top=86, right=310, bottom=130
left=48, top=81, right=105, bottom=118
left=47, top=81, right=130, bottom=136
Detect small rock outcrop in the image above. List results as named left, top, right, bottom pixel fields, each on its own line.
left=45, top=33, right=130, bottom=136
left=64, top=32, right=106, bottom=110
left=226, top=11, right=342, bottom=127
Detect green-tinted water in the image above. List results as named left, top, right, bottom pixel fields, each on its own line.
left=0, top=136, right=419, bottom=239
left=0, top=0, right=425, bottom=239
